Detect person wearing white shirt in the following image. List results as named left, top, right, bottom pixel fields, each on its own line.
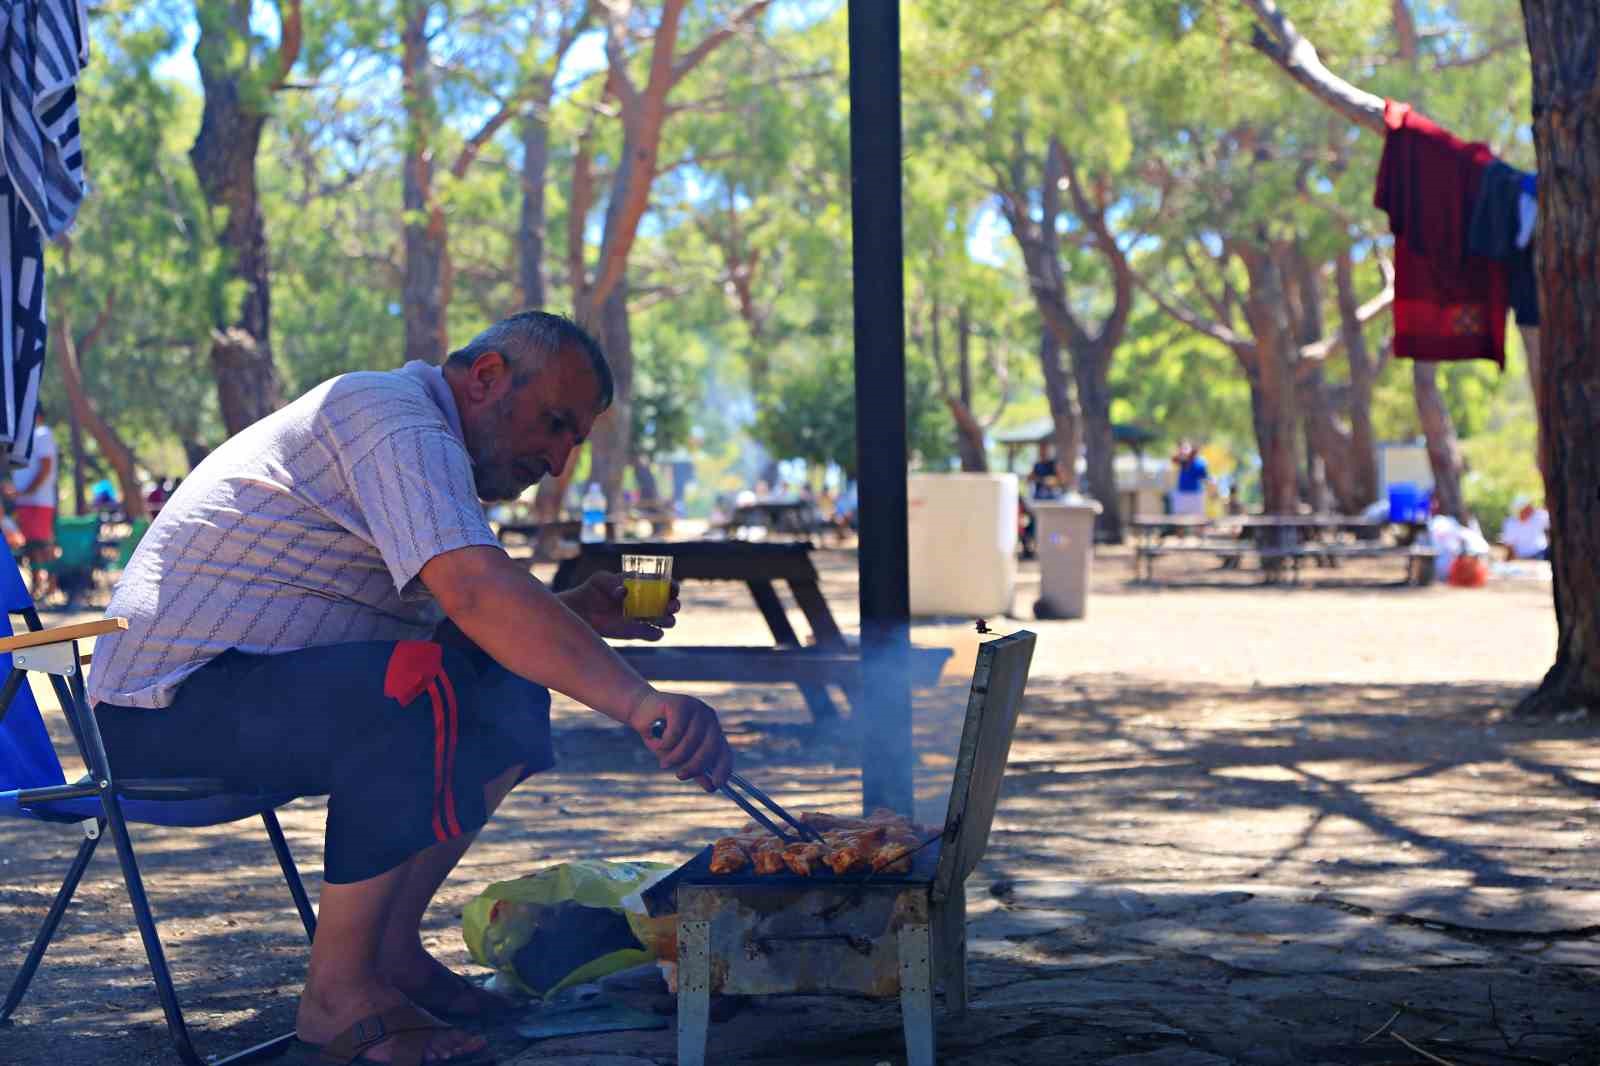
left=1498, top=496, right=1550, bottom=560
left=6, top=412, right=58, bottom=598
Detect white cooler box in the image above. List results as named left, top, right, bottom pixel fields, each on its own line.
left=907, top=473, right=1018, bottom=618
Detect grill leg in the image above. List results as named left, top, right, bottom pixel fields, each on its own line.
left=676, top=920, right=711, bottom=1066
left=939, top=886, right=969, bottom=1018
left=1, top=824, right=101, bottom=1022
left=898, top=923, right=936, bottom=1066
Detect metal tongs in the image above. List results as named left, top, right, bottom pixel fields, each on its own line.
left=651, top=718, right=825, bottom=844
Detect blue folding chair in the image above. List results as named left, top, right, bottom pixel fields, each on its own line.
left=0, top=551, right=317, bottom=1064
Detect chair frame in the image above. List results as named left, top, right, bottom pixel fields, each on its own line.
left=0, top=610, right=318, bottom=1065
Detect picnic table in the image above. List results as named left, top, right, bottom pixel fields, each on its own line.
left=1129, top=514, right=1435, bottom=585
left=550, top=540, right=950, bottom=722
left=718, top=498, right=823, bottom=540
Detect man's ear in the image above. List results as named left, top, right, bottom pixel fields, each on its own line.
left=468, top=350, right=514, bottom=402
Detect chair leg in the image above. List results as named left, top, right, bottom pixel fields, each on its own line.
left=898, top=923, right=937, bottom=1066
left=0, top=824, right=101, bottom=1022
left=676, top=919, right=712, bottom=1066
left=98, top=790, right=204, bottom=1066
left=261, top=811, right=317, bottom=943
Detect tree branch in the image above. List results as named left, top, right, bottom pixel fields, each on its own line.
left=1135, top=269, right=1252, bottom=355
left=1053, top=136, right=1134, bottom=349
left=1300, top=267, right=1395, bottom=363
left=568, top=118, right=598, bottom=304
left=670, top=0, right=774, bottom=87
left=1243, top=0, right=1386, bottom=135
left=271, top=0, right=303, bottom=92
left=452, top=100, right=521, bottom=179
left=78, top=287, right=116, bottom=358
left=600, top=0, right=641, bottom=112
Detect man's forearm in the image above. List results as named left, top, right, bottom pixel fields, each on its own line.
left=423, top=547, right=653, bottom=728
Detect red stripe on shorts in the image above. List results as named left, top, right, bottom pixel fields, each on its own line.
left=426, top=680, right=449, bottom=842
left=436, top=670, right=463, bottom=838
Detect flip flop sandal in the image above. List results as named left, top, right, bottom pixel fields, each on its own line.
left=300, top=1002, right=496, bottom=1066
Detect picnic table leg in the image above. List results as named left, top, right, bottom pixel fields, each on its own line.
left=748, top=579, right=839, bottom=721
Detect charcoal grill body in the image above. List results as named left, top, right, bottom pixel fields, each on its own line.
left=677, top=631, right=1035, bottom=1066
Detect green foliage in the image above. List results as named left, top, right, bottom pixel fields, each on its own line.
left=752, top=345, right=952, bottom=480
left=47, top=0, right=1537, bottom=518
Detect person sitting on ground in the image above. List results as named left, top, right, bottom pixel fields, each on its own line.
left=87, top=311, right=733, bottom=1064
left=1170, top=439, right=1210, bottom=517
left=7, top=405, right=58, bottom=601
left=1498, top=496, right=1550, bottom=560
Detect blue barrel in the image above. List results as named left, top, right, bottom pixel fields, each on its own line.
left=1388, top=482, right=1421, bottom=523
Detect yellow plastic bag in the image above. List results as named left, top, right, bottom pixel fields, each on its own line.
left=462, top=860, right=675, bottom=998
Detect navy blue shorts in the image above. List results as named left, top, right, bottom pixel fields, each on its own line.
left=94, top=639, right=554, bottom=884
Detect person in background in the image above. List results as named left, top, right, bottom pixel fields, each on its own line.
left=1028, top=441, right=1062, bottom=501
left=1498, top=496, right=1550, bottom=560
left=90, top=474, right=121, bottom=514
left=8, top=406, right=58, bottom=599
left=1170, top=439, right=1210, bottom=517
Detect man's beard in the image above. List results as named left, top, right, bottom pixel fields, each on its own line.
left=463, top=397, right=542, bottom=501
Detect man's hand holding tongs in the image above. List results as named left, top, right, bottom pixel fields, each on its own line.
left=631, top=691, right=733, bottom=791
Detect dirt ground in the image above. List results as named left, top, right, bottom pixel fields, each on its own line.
left=2, top=545, right=1596, bottom=1065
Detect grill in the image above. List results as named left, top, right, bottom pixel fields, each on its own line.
left=674, top=630, right=1037, bottom=1066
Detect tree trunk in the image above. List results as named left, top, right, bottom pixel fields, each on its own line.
left=631, top=456, right=659, bottom=505
left=1337, top=252, right=1383, bottom=509
left=1074, top=341, right=1121, bottom=542
left=66, top=390, right=86, bottom=515
left=401, top=3, right=450, bottom=363
left=1300, top=367, right=1366, bottom=513
left=954, top=308, right=989, bottom=471
left=1514, top=0, right=1600, bottom=716
left=588, top=277, right=634, bottom=534
left=1228, top=240, right=1305, bottom=515
left=519, top=94, right=551, bottom=309
left=1238, top=247, right=1302, bottom=515
left=1036, top=326, right=1081, bottom=492
left=934, top=302, right=988, bottom=472
left=190, top=0, right=289, bottom=436
left=51, top=313, right=147, bottom=521
left=1412, top=361, right=1468, bottom=520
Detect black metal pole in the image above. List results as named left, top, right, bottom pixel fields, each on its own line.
left=848, top=0, right=913, bottom=816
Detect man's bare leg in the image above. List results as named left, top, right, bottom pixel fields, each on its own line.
left=296, top=863, right=487, bottom=1061
left=378, top=763, right=525, bottom=1016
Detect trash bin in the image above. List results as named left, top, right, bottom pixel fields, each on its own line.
left=1032, top=497, right=1102, bottom=620
left=907, top=473, right=1018, bottom=617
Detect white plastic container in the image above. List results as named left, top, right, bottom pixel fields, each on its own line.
left=907, top=473, right=1018, bottom=618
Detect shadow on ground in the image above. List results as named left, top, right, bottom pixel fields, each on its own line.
left=3, top=671, right=1597, bottom=1064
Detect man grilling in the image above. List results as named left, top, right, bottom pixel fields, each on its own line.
left=87, top=311, right=732, bottom=1064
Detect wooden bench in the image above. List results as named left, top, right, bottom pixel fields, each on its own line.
left=1136, top=542, right=1437, bottom=585
left=551, top=541, right=952, bottom=720
left=615, top=644, right=951, bottom=688
left=495, top=519, right=582, bottom=547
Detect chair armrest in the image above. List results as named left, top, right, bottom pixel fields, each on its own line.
left=0, top=617, right=127, bottom=653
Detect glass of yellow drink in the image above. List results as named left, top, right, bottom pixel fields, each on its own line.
left=622, top=553, right=674, bottom=621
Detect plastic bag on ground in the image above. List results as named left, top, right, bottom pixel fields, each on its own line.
left=462, top=860, right=677, bottom=999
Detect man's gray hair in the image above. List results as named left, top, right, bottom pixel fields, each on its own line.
left=445, top=311, right=613, bottom=409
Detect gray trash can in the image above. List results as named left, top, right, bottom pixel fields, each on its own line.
left=1031, top=497, right=1102, bottom=619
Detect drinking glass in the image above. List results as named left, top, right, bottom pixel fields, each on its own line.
left=622, top=554, right=674, bottom=620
